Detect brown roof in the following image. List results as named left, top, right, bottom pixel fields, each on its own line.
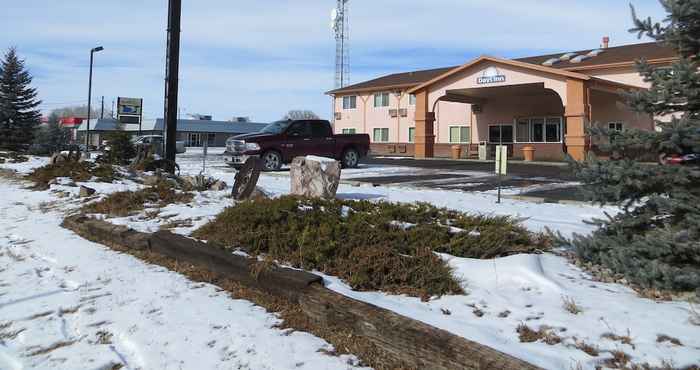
left=515, top=41, right=676, bottom=70
left=327, top=42, right=676, bottom=95
left=327, top=66, right=457, bottom=94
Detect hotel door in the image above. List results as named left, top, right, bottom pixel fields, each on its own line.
left=187, top=133, right=203, bottom=147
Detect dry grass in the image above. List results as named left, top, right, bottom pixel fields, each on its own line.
left=571, top=337, right=599, bottom=357
left=602, top=350, right=631, bottom=368
left=656, top=334, right=683, bottom=346
left=516, top=323, right=562, bottom=345
left=82, top=179, right=193, bottom=217
left=562, top=295, right=583, bottom=315
left=26, top=340, right=77, bottom=356
left=601, top=330, right=635, bottom=349
left=27, top=161, right=119, bottom=189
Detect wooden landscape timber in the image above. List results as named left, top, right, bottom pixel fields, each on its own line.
left=61, top=215, right=543, bottom=370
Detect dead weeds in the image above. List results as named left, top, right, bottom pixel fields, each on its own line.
left=82, top=179, right=193, bottom=217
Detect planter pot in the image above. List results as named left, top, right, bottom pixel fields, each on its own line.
left=450, top=145, right=462, bottom=160
left=522, top=146, right=535, bottom=162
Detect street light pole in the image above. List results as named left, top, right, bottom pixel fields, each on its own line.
left=86, top=46, right=103, bottom=154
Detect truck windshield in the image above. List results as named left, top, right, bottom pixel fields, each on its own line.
left=260, top=120, right=291, bottom=134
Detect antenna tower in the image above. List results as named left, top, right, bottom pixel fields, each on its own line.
left=331, top=0, right=350, bottom=88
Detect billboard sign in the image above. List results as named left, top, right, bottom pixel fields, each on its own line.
left=117, top=97, right=143, bottom=125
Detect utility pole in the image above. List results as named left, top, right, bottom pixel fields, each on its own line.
left=100, top=96, right=104, bottom=119
left=111, top=99, right=115, bottom=118
left=163, top=0, right=182, bottom=164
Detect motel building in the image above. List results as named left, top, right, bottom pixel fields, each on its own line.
left=327, top=40, right=677, bottom=161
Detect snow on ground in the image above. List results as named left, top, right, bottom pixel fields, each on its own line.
left=0, top=161, right=365, bottom=370
left=3, top=152, right=698, bottom=370
left=321, top=254, right=700, bottom=370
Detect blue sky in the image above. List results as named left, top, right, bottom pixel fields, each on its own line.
left=1, top=0, right=667, bottom=122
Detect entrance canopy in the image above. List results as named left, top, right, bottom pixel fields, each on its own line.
left=440, top=82, right=556, bottom=106
left=408, top=55, right=646, bottom=160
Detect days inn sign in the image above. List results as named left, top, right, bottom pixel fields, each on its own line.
left=477, top=66, right=506, bottom=84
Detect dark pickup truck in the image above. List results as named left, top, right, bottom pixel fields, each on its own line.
left=224, top=119, right=370, bottom=171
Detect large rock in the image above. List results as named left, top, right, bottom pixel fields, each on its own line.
left=79, top=185, right=96, bottom=197
left=290, top=156, right=341, bottom=199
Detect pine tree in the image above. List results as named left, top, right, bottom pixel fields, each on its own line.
left=566, top=1, right=700, bottom=294
left=0, top=47, right=42, bottom=150
left=31, top=112, right=72, bottom=155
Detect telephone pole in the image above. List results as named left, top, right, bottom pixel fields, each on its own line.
left=163, top=0, right=182, bottom=163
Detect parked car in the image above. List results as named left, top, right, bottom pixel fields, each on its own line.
left=132, top=135, right=186, bottom=154
left=659, top=152, right=700, bottom=165
left=224, top=119, right=370, bottom=171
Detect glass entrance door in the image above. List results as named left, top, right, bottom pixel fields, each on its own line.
left=187, top=133, right=203, bottom=147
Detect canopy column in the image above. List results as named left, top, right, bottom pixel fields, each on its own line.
left=414, top=90, right=435, bottom=158
left=564, top=79, right=590, bottom=161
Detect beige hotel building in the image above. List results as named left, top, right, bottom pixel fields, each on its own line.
left=327, top=40, right=676, bottom=161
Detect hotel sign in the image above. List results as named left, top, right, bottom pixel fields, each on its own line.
left=477, top=66, right=506, bottom=85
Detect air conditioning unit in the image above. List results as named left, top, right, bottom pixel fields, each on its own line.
left=334, top=112, right=342, bottom=120
left=399, top=108, right=408, bottom=117
left=389, top=109, right=399, bottom=118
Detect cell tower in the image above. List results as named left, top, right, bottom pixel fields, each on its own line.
left=331, top=0, right=350, bottom=89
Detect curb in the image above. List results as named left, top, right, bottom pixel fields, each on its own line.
left=62, top=215, right=543, bottom=370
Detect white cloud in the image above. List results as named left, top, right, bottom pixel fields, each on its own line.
left=1, top=0, right=667, bottom=122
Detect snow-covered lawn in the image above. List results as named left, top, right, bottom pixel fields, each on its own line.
left=0, top=160, right=364, bottom=370
left=2, top=153, right=698, bottom=370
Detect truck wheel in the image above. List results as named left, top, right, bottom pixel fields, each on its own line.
left=341, top=148, right=360, bottom=168
left=262, top=150, right=282, bottom=171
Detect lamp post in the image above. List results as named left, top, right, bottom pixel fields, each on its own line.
left=86, top=46, right=104, bottom=155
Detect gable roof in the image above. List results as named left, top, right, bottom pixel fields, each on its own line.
left=408, top=56, right=592, bottom=94
left=327, top=42, right=676, bottom=95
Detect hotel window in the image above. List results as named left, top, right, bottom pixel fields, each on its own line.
left=408, top=94, right=416, bottom=106
left=531, top=118, right=545, bottom=142
left=449, top=126, right=471, bottom=143
left=342, top=128, right=356, bottom=134
left=408, top=127, right=415, bottom=142
left=515, top=117, right=562, bottom=143
left=373, top=128, right=389, bottom=142
left=342, top=95, right=357, bottom=110
left=608, top=122, right=624, bottom=131
left=488, top=124, right=514, bottom=143
left=374, top=92, right=390, bottom=108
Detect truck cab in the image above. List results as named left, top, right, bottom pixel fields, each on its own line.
left=224, top=119, right=370, bottom=171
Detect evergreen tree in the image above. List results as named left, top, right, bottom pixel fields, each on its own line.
left=31, top=112, right=72, bottom=155
left=0, top=47, right=42, bottom=150
left=566, top=1, right=700, bottom=293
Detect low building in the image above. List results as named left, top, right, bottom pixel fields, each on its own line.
left=327, top=40, right=677, bottom=161
left=75, top=118, right=267, bottom=147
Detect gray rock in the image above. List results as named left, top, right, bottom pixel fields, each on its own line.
left=50, top=153, right=68, bottom=165
left=211, top=180, right=228, bottom=191
left=290, top=156, right=341, bottom=199
left=79, top=185, right=96, bottom=197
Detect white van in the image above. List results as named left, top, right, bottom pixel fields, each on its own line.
left=132, top=135, right=186, bottom=154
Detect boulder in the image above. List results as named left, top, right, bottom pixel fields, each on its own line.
left=50, top=153, right=68, bottom=165
left=211, top=180, right=228, bottom=191
left=79, top=185, right=96, bottom=197
left=290, top=156, right=341, bottom=199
